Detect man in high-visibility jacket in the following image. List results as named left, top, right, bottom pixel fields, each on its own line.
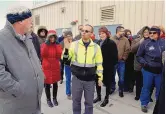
left=62, top=24, right=103, bottom=114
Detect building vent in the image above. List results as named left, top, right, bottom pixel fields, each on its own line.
left=35, top=15, right=40, bottom=26
left=100, top=6, right=115, bottom=22
left=61, top=7, right=66, bottom=13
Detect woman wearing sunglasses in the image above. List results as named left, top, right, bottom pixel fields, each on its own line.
left=136, top=26, right=165, bottom=113
left=131, top=26, right=150, bottom=100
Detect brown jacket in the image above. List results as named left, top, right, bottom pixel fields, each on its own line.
left=111, top=35, right=130, bottom=61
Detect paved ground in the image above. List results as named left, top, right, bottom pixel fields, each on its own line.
left=41, top=76, right=155, bottom=114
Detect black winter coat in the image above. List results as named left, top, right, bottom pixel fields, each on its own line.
left=153, top=64, right=165, bottom=114
left=30, top=32, right=41, bottom=60
left=97, top=38, right=118, bottom=86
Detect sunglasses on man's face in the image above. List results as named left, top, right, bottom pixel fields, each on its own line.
left=149, top=32, right=157, bottom=35
left=81, top=30, right=91, bottom=33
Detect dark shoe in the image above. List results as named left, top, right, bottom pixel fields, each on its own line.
left=119, top=92, right=124, bottom=97
left=129, top=89, right=133, bottom=93
left=150, top=98, right=153, bottom=102
left=141, top=105, right=148, bottom=113
left=60, top=80, right=63, bottom=84
left=47, top=99, right=54, bottom=108
left=100, top=99, right=109, bottom=107
left=93, top=97, right=101, bottom=103
left=53, top=98, right=59, bottom=106
left=135, top=96, right=139, bottom=101
left=110, top=90, right=115, bottom=95
left=67, top=95, right=72, bottom=100
left=124, top=88, right=129, bottom=92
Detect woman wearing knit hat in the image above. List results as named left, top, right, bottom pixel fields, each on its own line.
left=93, top=26, right=118, bottom=107
left=41, top=30, right=62, bottom=107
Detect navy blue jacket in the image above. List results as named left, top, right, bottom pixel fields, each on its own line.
left=58, top=35, right=64, bottom=43
left=136, top=38, right=165, bottom=74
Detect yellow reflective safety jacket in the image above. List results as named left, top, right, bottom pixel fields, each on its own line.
left=62, top=39, right=103, bottom=81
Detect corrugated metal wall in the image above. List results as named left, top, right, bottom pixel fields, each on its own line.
left=32, top=1, right=81, bottom=36
left=32, top=0, right=165, bottom=36
left=82, top=0, right=165, bottom=34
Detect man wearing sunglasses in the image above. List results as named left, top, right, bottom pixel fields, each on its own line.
left=136, top=26, right=165, bottom=113
left=62, top=24, right=103, bottom=114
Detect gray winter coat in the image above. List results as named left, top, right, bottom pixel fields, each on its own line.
left=131, top=37, right=142, bottom=71
left=0, top=21, right=44, bottom=114
left=131, top=26, right=150, bottom=71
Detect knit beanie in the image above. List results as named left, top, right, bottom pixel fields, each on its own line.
left=47, top=30, right=57, bottom=38
left=6, top=6, right=32, bottom=24
left=98, top=26, right=110, bottom=38
left=150, top=26, right=161, bottom=36
left=45, top=30, right=59, bottom=45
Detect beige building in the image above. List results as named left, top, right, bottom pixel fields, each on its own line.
left=32, top=0, right=165, bottom=38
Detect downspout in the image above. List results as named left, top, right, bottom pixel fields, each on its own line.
left=81, top=0, right=84, bottom=25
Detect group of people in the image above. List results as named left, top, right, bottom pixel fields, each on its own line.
left=0, top=6, right=164, bottom=114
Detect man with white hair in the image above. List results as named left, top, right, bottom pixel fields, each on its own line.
left=0, top=6, right=44, bottom=114
left=58, top=28, right=68, bottom=84
left=58, top=28, right=68, bottom=43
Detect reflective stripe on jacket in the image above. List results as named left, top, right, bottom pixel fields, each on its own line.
left=62, top=39, right=103, bottom=81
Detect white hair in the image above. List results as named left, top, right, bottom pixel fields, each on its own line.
left=7, top=6, right=31, bottom=15
left=62, top=29, right=68, bottom=33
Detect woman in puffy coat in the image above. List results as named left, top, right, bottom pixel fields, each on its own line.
left=41, top=30, right=62, bottom=107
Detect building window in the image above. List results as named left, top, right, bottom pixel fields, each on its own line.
left=35, top=15, right=40, bottom=26
left=100, top=6, right=115, bottom=22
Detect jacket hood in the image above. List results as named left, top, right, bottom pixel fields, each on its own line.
left=37, top=26, right=48, bottom=38
left=124, top=29, right=131, bottom=37
left=137, top=26, right=150, bottom=38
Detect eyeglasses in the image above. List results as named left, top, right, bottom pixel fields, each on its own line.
left=81, top=30, right=91, bottom=33
left=149, top=32, right=157, bottom=35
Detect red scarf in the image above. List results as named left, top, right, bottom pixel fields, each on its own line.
left=160, top=34, right=165, bottom=39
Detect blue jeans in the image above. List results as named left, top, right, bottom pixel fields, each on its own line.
left=111, top=61, right=125, bottom=92
left=140, top=68, right=161, bottom=106
left=65, top=65, right=72, bottom=95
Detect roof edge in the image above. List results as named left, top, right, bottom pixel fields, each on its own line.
left=31, top=0, right=64, bottom=10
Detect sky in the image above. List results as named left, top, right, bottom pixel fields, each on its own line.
left=0, top=1, right=33, bottom=29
